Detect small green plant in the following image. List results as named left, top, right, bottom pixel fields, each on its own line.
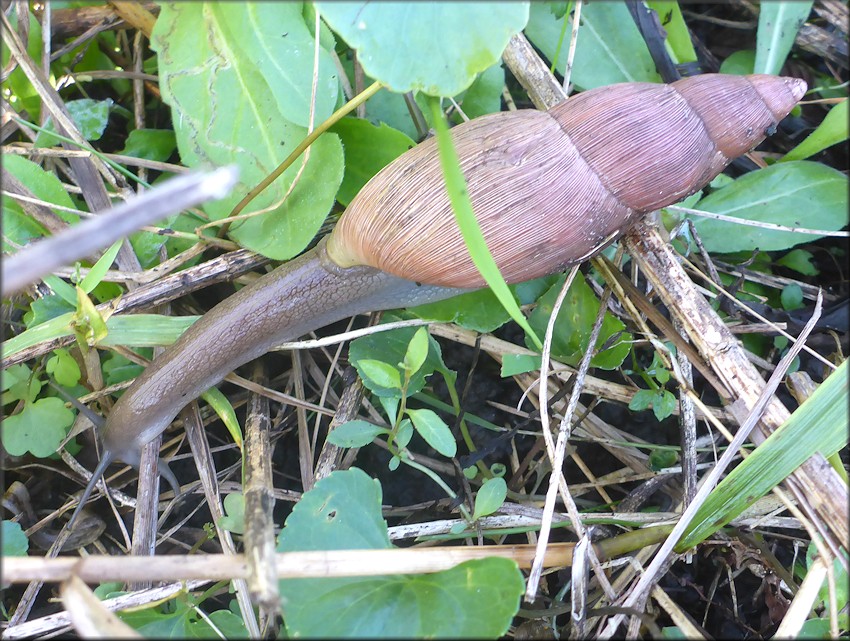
left=626, top=346, right=678, bottom=422
left=277, top=468, right=523, bottom=637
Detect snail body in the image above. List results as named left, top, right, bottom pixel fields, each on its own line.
left=71, top=74, right=805, bottom=524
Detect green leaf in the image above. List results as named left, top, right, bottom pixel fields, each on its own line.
left=102, top=352, right=146, bottom=387
left=318, top=3, right=529, bottom=96
left=151, top=3, right=344, bottom=260
left=782, top=99, right=848, bottom=162
left=79, top=240, right=122, bottom=294
left=648, top=448, right=678, bottom=471
left=2, top=364, right=38, bottom=405
left=396, top=418, right=414, bottom=449
left=406, top=408, right=457, bottom=457
left=525, top=2, right=660, bottom=89
left=2, top=155, right=80, bottom=253
left=72, top=286, right=108, bottom=347
left=652, top=390, right=676, bottom=421
left=401, top=327, right=429, bottom=376
left=500, top=353, right=542, bottom=377
left=629, top=389, right=655, bottom=413
left=42, top=275, right=79, bottom=306
left=201, top=387, right=242, bottom=451
left=118, top=128, right=177, bottom=162
left=217, top=493, right=246, bottom=535
left=719, top=50, right=756, bottom=75
left=2, top=521, right=29, bottom=557
left=807, top=543, right=849, bottom=615
left=780, top=284, right=805, bottom=311
left=454, top=63, right=505, bottom=119
left=776, top=248, right=819, bottom=276
left=327, top=420, right=387, bottom=448
left=35, top=98, right=113, bottom=147
left=358, top=359, right=402, bottom=390
left=691, top=161, right=848, bottom=253
left=527, top=274, right=632, bottom=370
left=678, top=360, right=849, bottom=550
left=331, top=118, right=415, bottom=206
left=278, top=469, right=523, bottom=637
left=472, top=477, right=507, bottom=521
left=412, top=288, right=512, bottom=334
left=2, top=397, right=74, bottom=457
left=646, top=2, right=698, bottom=64
left=349, top=326, right=449, bottom=398
left=1, top=10, right=42, bottom=121
left=754, top=1, right=813, bottom=76
left=46, top=349, right=81, bottom=387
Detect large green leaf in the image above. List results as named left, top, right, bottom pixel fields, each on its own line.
left=2, top=155, right=80, bottom=253
left=151, top=3, right=344, bottom=259
left=331, top=118, right=414, bottom=206
left=317, top=2, right=529, bottom=96
left=524, top=2, right=660, bottom=90
left=527, top=274, right=632, bottom=370
left=690, top=161, right=848, bottom=254
left=277, top=469, right=524, bottom=638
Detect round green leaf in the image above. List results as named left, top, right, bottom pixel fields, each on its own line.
left=151, top=3, right=344, bottom=260
left=318, top=2, right=529, bottom=96
left=277, top=468, right=523, bottom=638
left=217, top=492, right=246, bottom=535
left=2, top=397, right=74, bottom=458
left=692, top=161, right=848, bottom=254
left=780, top=284, right=805, bottom=311
left=776, top=248, right=819, bottom=276
left=3, top=155, right=80, bottom=254
left=46, top=349, right=81, bottom=387
left=2, top=521, right=29, bottom=557
left=412, top=288, right=512, bottom=334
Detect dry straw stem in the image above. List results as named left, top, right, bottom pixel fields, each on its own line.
left=4, top=541, right=628, bottom=585
left=504, top=33, right=848, bottom=558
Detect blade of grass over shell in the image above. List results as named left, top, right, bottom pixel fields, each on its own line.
left=427, top=96, right=543, bottom=349
left=677, top=359, right=849, bottom=550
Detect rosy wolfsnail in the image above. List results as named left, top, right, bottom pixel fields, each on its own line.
left=69, top=74, right=806, bottom=525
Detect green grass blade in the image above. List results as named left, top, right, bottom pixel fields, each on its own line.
left=678, top=359, right=848, bottom=550
left=427, top=96, right=542, bottom=349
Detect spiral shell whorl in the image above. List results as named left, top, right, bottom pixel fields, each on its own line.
left=327, top=74, right=805, bottom=289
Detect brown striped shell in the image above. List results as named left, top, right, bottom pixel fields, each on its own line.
left=327, top=74, right=806, bottom=288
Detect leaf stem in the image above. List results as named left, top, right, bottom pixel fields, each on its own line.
left=227, top=80, right=383, bottom=223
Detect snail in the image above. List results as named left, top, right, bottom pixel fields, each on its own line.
left=68, top=73, right=805, bottom=526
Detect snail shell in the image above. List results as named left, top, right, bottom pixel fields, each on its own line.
left=328, top=74, right=805, bottom=288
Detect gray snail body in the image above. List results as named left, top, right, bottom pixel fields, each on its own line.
left=71, top=74, right=806, bottom=525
